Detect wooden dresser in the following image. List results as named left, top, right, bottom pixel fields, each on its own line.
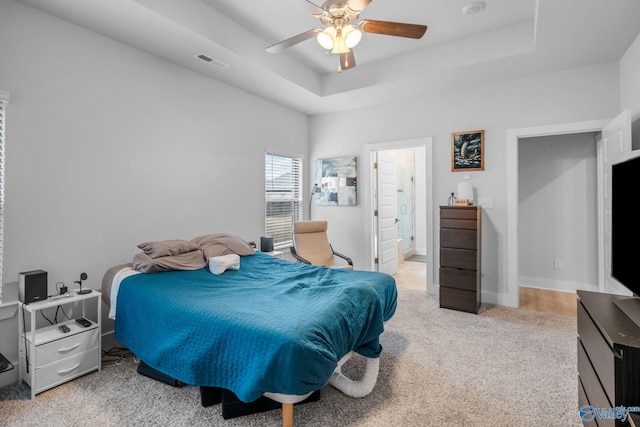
left=439, top=206, right=481, bottom=314
left=577, top=290, right=640, bottom=427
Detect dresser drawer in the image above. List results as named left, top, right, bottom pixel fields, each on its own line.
left=440, top=248, right=477, bottom=270
left=35, top=327, right=99, bottom=368
left=578, top=338, right=614, bottom=427
left=578, top=376, right=588, bottom=412
left=441, top=228, right=477, bottom=250
left=440, top=287, right=479, bottom=313
left=34, top=348, right=99, bottom=394
left=440, top=219, right=477, bottom=230
left=578, top=302, right=615, bottom=403
left=439, top=267, right=477, bottom=291
left=440, top=207, right=477, bottom=220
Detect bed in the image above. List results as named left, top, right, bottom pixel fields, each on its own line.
left=102, top=235, right=397, bottom=426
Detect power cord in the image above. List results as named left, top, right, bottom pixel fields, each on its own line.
left=21, top=305, right=29, bottom=374
left=39, top=310, right=54, bottom=326
left=55, top=281, right=68, bottom=295
left=101, top=347, right=135, bottom=368
left=54, top=305, right=71, bottom=324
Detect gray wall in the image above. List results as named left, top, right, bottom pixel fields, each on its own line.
left=518, top=133, right=599, bottom=293
left=0, top=1, right=309, bottom=335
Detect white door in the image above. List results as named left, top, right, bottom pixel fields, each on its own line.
left=376, top=151, right=398, bottom=275
left=599, top=110, right=632, bottom=294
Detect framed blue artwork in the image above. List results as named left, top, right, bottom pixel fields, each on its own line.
left=314, top=156, right=357, bottom=206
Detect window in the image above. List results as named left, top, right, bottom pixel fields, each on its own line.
left=265, top=152, right=302, bottom=248
left=0, top=91, right=8, bottom=296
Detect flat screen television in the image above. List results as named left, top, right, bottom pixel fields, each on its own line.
left=611, top=153, right=640, bottom=327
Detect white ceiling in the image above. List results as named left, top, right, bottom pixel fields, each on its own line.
left=14, top=0, right=640, bottom=115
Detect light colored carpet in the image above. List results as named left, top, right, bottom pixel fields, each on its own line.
left=0, top=288, right=580, bottom=426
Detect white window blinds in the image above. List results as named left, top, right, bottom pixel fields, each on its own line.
left=265, top=152, right=302, bottom=247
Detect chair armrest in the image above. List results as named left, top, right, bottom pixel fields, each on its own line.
left=330, top=246, right=353, bottom=267
left=290, top=246, right=311, bottom=264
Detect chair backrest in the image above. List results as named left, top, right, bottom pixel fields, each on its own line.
left=292, top=221, right=335, bottom=267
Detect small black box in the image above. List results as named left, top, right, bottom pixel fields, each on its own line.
left=18, top=270, right=48, bottom=304
left=260, top=236, right=274, bottom=252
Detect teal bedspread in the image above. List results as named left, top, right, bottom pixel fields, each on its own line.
left=115, top=252, right=397, bottom=402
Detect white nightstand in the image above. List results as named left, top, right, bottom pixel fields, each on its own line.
left=18, top=290, right=101, bottom=398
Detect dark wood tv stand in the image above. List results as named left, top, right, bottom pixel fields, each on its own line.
left=577, top=290, right=640, bottom=426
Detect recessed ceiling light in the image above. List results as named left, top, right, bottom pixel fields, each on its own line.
left=463, top=1, right=486, bottom=16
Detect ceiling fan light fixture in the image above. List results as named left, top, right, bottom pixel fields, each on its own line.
left=331, top=34, right=349, bottom=54
left=317, top=27, right=337, bottom=50
left=343, top=25, right=362, bottom=48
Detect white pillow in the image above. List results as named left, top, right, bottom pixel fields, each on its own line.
left=208, top=254, right=240, bottom=275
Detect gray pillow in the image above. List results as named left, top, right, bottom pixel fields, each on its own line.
left=137, top=239, right=200, bottom=259
left=190, top=233, right=256, bottom=257
left=132, top=251, right=206, bottom=273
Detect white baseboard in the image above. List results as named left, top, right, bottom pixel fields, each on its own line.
left=518, top=276, right=598, bottom=293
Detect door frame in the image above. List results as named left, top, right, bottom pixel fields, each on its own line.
left=364, top=137, right=435, bottom=294
left=506, top=119, right=609, bottom=308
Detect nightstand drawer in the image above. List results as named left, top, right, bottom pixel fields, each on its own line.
left=578, top=302, right=615, bottom=402
left=34, top=348, right=99, bottom=394
left=35, top=327, right=99, bottom=368
left=439, top=267, right=477, bottom=291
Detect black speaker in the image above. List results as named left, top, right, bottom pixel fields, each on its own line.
left=260, top=236, right=274, bottom=252
left=18, top=270, right=48, bottom=304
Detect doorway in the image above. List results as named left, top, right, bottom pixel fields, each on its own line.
left=378, top=148, right=424, bottom=262
left=365, top=138, right=433, bottom=293
left=517, top=132, right=599, bottom=315
left=506, top=114, right=630, bottom=308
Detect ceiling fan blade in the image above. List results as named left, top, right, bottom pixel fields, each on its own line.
left=283, top=0, right=324, bottom=16
left=347, top=0, right=373, bottom=13
left=358, top=19, right=427, bottom=39
left=266, top=29, right=322, bottom=53
left=339, top=49, right=356, bottom=71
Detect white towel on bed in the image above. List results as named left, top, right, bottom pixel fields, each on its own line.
left=208, top=254, right=240, bottom=275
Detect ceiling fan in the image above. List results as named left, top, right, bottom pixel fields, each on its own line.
left=266, top=0, right=428, bottom=72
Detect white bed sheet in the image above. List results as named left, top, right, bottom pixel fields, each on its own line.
left=108, top=266, right=141, bottom=320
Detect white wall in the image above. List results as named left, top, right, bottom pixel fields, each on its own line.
left=620, top=32, right=640, bottom=150
left=621, top=32, right=640, bottom=121
left=518, top=133, right=599, bottom=293
left=0, top=1, right=309, bottom=332
left=310, top=63, right=620, bottom=305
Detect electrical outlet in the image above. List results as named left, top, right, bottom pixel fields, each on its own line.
left=554, top=259, right=562, bottom=270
